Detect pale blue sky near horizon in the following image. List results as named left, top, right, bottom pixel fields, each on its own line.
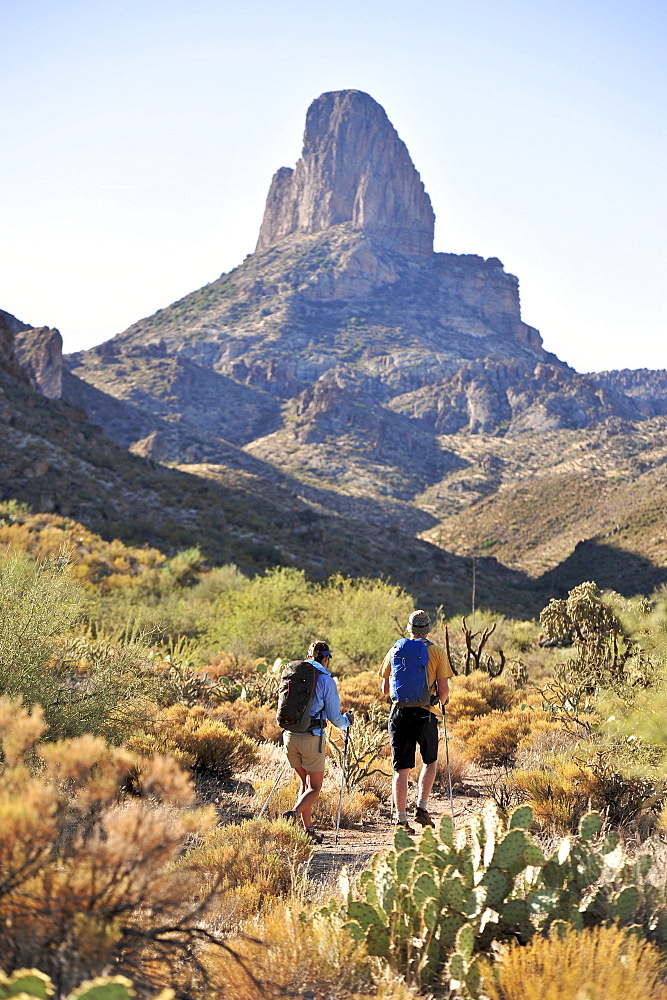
left=1, top=0, right=664, bottom=372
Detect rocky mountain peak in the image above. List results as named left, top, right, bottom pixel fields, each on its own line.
left=0, top=309, right=63, bottom=399
left=256, top=90, right=435, bottom=256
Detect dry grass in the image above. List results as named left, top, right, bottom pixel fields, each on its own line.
left=203, top=903, right=412, bottom=1000
left=454, top=708, right=560, bottom=769
left=481, top=924, right=667, bottom=999
left=432, top=738, right=470, bottom=791
left=252, top=771, right=383, bottom=829
left=446, top=671, right=518, bottom=725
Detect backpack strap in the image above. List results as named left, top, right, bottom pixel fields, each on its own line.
left=307, top=663, right=327, bottom=750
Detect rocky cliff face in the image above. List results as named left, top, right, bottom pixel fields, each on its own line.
left=390, top=358, right=643, bottom=435
left=256, top=90, right=435, bottom=256
left=0, top=309, right=30, bottom=383
left=0, top=309, right=63, bottom=399
left=14, top=326, right=63, bottom=399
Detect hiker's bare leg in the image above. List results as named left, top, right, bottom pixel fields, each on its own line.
left=293, top=764, right=308, bottom=799
left=393, top=768, right=410, bottom=814
left=294, top=770, right=324, bottom=829
left=418, top=760, right=437, bottom=806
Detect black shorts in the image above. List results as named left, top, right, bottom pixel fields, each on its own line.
left=388, top=705, right=439, bottom=770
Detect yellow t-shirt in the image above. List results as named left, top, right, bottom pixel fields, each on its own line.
left=380, top=640, right=454, bottom=715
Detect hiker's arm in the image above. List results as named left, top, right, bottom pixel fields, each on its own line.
left=323, top=675, right=351, bottom=729
left=437, top=676, right=449, bottom=706
left=380, top=652, right=391, bottom=697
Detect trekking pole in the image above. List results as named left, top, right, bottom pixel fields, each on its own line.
left=442, top=704, right=455, bottom=827
left=258, top=758, right=289, bottom=820
left=334, top=727, right=350, bottom=845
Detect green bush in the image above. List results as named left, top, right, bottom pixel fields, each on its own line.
left=209, top=566, right=314, bottom=661
left=0, top=552, right=164, bottom=742
left=314, top=575, right=412, bottom=671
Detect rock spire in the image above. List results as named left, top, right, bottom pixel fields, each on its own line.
left=256, top=90, right=435, bottom=256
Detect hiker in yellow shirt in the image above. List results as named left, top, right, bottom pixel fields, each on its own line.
left=379, top=610, right=453, bottom=832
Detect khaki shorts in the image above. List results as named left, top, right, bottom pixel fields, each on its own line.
left=283, top=731, right=326, bottom=773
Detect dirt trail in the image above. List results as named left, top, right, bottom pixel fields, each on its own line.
left=306, top=787, right=485, bottom=885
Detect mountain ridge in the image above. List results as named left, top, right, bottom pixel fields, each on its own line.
left=4, top=89, right=665, bottom=606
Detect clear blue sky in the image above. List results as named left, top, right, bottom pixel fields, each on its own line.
left=1, top=0, right=665, bottom=372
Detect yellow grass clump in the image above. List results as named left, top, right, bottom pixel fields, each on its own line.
left=184, top=818, right=312, bottom=924
left=482, top=924, right=667, bottom=1000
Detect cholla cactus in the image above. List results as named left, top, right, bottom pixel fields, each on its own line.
left=324, top=802, right=667, bottom=998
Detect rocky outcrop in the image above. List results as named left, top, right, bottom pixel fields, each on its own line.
left=0, top=309, right=63, bottom=398
left=0, top=309, right=30, bottom=383
left=589, top=369, right=667, bottom=418
left=65, top=89, right=667, bottom=509
left=14, top=326, right=63, bottom=399
left=390, top=358, right=643, bottom=435
left=256, top=90, right=435, bottom=256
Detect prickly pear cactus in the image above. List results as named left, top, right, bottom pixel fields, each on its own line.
left=329, top=806, right=667, bottom=999
left=0, top=971, right=54, bottom=1000
left=0, top=974, right=172, bottom=1000
left=67, top=979, right=136, bottom=1000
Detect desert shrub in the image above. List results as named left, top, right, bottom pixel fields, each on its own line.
left=482, top=924, right=667, bottom=1000
left=0, top=696, right=234, bottom=996
left=338, top=670, right=386, bottom=719
left=209, top=566, right=315, bottom=661
left=213, top=699, right=281, bottom=743
left=0, top=550, right=83, bottom=695
left=127, top=703, right=258, bottom=776
left=506, top=755, right=591, bottom=832
left=446, top=671, right=518, bottom=725
left=205, top=904, right=412, bottom=1000
left=454, top=709, right=553, bottom=768
left=0, top=552, right=155, bottom=742
left=208, top=568, right=414, bottom=671
left=0, top=509, right=168, bottom=592
left=205, top=649, right=260, bottom=679
left=508, top=749, right=666, bottom=835
left=540, top=582, right=660, bottom=697
left=454, top=702, right=561, bottom=769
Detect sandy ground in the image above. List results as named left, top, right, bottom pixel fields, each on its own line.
left=305, top=784, right=488, bottom=886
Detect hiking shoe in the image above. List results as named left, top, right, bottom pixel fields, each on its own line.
left=282, top=810, right=298, bottom=823
left=395, top=818, right=415, bottom=834
left=415, top=806, right=435, bottom=828
left=305, top=827, right=324, bottom=844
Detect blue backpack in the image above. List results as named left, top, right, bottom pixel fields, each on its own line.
left=389, top=638, right=432, bottom=707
